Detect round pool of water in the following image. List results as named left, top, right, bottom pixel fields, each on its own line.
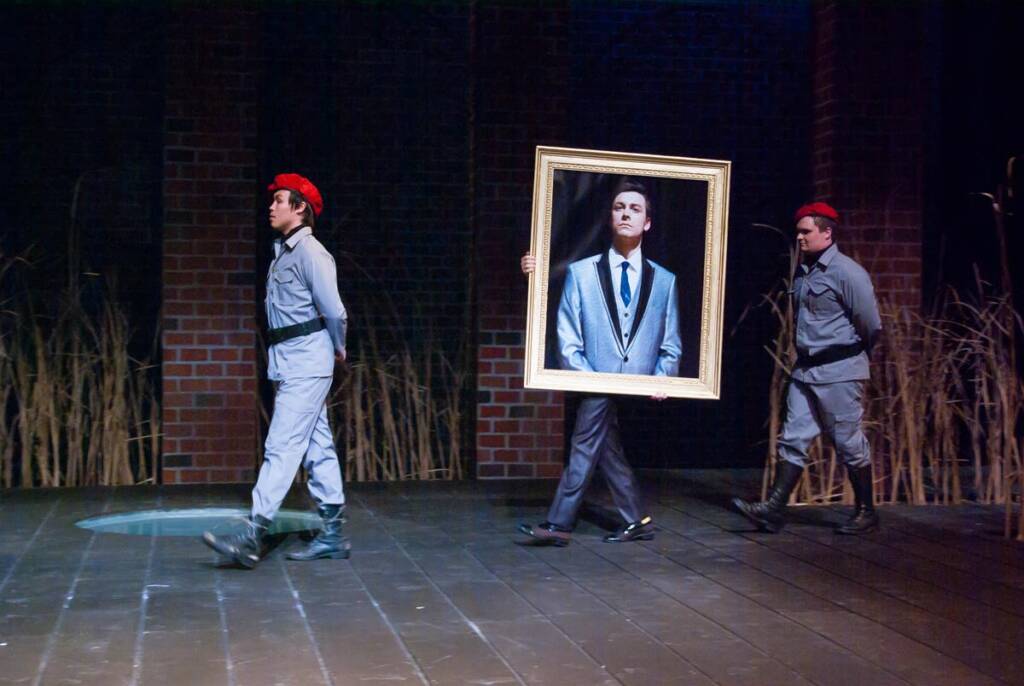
left=76, top=508, right=320, bottom=537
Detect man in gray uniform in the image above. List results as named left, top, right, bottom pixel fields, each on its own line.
left=518, top=181, right=682, bottom=546
left=733, top=202, right=883, bottom=535
left=203, top=173, right=350, bottom=567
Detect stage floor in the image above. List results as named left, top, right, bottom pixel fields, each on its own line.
left=1, top=470, right=1022, bottom=685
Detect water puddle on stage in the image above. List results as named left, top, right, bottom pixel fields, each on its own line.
left=76, top=508, right=321, bottom=536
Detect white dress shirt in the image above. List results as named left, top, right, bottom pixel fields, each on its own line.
left=608, top=247, right=642, bottom=342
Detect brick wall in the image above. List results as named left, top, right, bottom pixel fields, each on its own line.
left=472, top=2, right=571, bottom=478
left=811, top=1, right=926, bottom=307
left=1, top=2, right=942, bottom=485
left=249, top=4, right=478, bottom=480
left=160, top=8, right=260, bottom=484
left=255, top=3, right=474, bottom=344
left=560, top=0, right=814, bottom=469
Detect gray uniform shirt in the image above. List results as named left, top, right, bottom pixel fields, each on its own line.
left=791, top=243, right=881, bottom=384
left=265, top=226, right=347, bottom=380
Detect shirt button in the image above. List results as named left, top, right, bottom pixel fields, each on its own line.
left=624, top=312, right=630, bottom=317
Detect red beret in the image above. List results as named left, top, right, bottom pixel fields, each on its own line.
left=267, top=173, right=323, bottom=217
left=794, top=201, right=839, bottom=223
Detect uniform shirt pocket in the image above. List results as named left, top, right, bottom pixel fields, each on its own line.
left=271, top=267, right=304, bottom=307
left=806, top=282, right=842, bottom=318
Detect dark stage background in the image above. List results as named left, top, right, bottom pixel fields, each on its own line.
left=0, top=1, right=1020, bottom=478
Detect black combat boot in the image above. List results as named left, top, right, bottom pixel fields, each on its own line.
left=836, top=465, right=880, bottom=535
left=202, top=515, right=272, bottom=569
left=731, top=461, right=804, bottom=533
left=286, top=504, right=351, bottom=560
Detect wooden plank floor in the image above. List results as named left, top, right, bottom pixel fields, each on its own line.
left=1, top=471, right=1022, bottom=685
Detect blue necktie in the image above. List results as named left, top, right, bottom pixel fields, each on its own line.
left=619, top=262, right=631, bottom=307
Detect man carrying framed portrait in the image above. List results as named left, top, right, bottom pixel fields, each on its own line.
left=518, top=180, right=679, bottom=545
left=517, top=146, right=731, bottom=546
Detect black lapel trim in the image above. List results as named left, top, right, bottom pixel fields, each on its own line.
left=595, top=251, right=624, bottom=349
left=625, top=258, right=655, bottom=350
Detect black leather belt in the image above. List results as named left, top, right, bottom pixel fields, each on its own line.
left=797, top=343, right=863, bottom=367
left=267, top=318, right=325, bottom=345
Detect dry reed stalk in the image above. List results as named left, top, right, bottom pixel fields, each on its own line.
left=0, top=376, right=12, bottom=486
left=750, top=230, right=799, bottom=501
left=126, top=362, right=157, bottom=484
left=341, top=378, right=355, bottom=482
left=0, top=258, right=14, bottom=486
left=11, top=325, right=40, bottom=487
left=920, top=311, right=963, bottom=505
left=977, top=160, right=1022, bottom=538
left=881, top=306, right=926, bottom=504
left=305, top=303, right=469, bottom=483
left=352, top=366, right=368, bottom=481
left=439, top=349, right=466, bottom=480
left=251, top=256, right=471, bottom=484
left=98, top=302, right=132, bottom=485
left=366, top=367, right=387, bottom=480
left=1, top=252, right=159, bottom=489
left=367, top=317, right=403, bottom=475
left=0, top=386, right=12, bottom=486
left=760, top=292, right=789, bottom=501
left=412, top=348, right=433, bottom=480
left=64, top=316, right=89, bottom=486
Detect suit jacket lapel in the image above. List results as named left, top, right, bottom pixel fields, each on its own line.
left=595, top=251, right=624, bottom=349
left=625, top=258, right=655, bottom=351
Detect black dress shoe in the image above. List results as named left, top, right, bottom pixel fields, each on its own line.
left=603, top=516, right=655, bottom=543
left=517, top=521, right=572, bottom=547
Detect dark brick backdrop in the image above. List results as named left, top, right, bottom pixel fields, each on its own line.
left=3, top=1, right=1011, bottom=485
left=0, top=5, right=165, bottom=334
left=563, top=1, right=813, bottom=471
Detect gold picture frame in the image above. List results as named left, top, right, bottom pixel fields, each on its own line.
left=524, top=146, right=730, bottom=399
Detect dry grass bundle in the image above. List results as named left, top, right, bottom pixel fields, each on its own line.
left=254, top=295, right=469, bottom=483
left=0, top=253, right=159, bottom=488
left=338, top=309, right=468, bottom=481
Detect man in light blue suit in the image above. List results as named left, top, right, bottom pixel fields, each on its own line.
left=519, top=180, right=681, bottom=546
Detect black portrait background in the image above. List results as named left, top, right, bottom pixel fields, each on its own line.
left=544, top=170, right=709, bottom=380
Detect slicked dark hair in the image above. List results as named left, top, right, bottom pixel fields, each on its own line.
left=613, top=179, right=653, bottom=219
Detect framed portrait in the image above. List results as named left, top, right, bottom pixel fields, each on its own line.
left=524, top=146, right=730, bottom=399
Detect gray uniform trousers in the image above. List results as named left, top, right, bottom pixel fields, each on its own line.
left=547, top=396, right=645, bottom=529
left=778, top=378, right=871, bottom=469
left=252, top=376, right=345, bottom=521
